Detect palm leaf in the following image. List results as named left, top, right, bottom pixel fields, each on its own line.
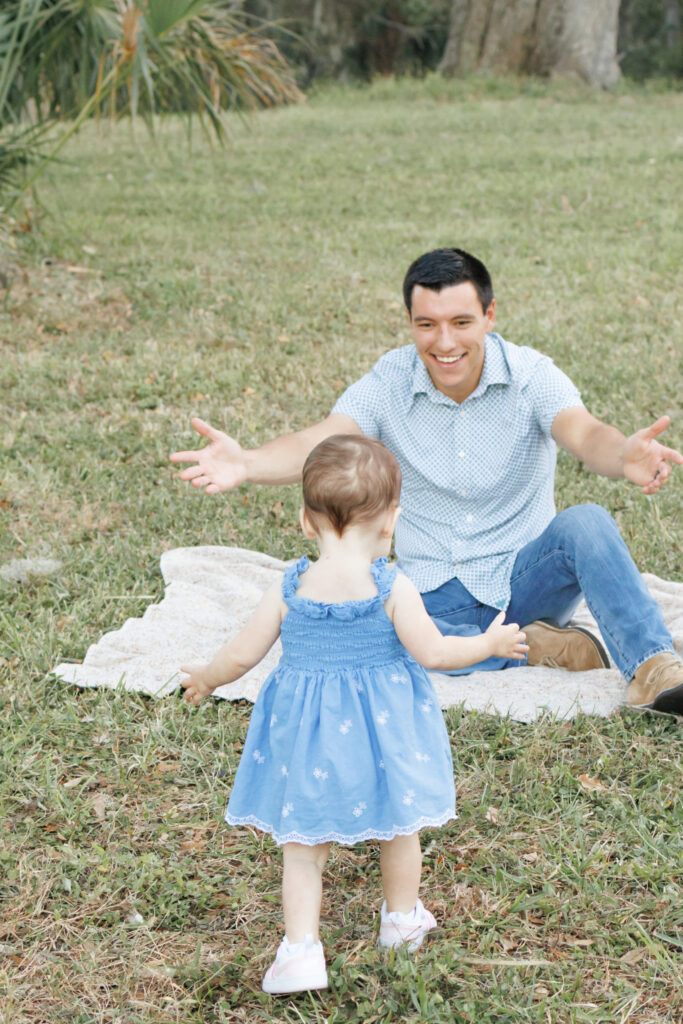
left=0, top=0, right=301, bottom=204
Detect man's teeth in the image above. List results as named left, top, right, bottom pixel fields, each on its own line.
left=434, top=354, right=464, bottom=363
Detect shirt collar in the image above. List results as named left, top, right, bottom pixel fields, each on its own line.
left=410, top=333, right=511, bottom=406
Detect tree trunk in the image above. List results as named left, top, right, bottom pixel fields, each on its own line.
left=439, top=0, right=622, bottom=88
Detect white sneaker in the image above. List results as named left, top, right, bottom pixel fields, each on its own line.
left=261, top=933, right=328, bottom=994
left=379, top=898, right=437, bottom=951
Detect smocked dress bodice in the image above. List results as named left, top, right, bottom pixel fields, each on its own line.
left=279, top=556, right=405, bottom=670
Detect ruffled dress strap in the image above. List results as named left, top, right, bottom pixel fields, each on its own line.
left=370, top=557, right=398, bottom=602
left=281, top=555, right=309, bottom=607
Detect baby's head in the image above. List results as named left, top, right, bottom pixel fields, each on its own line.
left=302, top=435, right=401, bottom=540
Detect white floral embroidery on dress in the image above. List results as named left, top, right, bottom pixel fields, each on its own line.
left=378, top=760, right=385, bottom=770
left=352, top=802, right=367, bottom=817
left=376, top=710, right=390, bottom=725
left=339, top=719, right=353, bottom=735
left=352, top=679, right=364, bottom=693
left=421, top=699, right=433, bottom=713
left=390, top=673, right=409, bottom=685
left=270, top=714, right=278, bottom=727
left=402, top=789, right=415, bottom=806
left=252, top=749, right=265, bottom=764
left=415, top=751, right=431, bottom=763
left=282, top=802, right=293, bottom=818
left=281, top=764, right=288, bottom=776
left=313, top=767, right=328, bottom=781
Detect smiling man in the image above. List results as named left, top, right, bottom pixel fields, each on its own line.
left=171, top=248, right=683, bottom=713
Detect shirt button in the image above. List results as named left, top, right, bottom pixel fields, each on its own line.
left=460, top=490, right=468, bottom=498
left=466, top=514, right=473, bottom=522
left=458, top=450, right=465, bottom=458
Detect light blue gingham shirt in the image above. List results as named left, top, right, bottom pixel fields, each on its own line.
left=331, top=334, right=584, bottom=610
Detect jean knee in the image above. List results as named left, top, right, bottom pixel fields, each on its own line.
left=556, top=503, right=616, bottom=537
left=553, top=503, right=621, bottom=558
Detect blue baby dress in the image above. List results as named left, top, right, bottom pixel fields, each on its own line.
left=225, top=556, right=456, bottom=845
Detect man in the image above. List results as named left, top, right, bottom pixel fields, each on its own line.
left=171, top=248, right=683, bottom=713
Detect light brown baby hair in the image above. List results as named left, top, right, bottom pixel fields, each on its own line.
left=302, top=435, right=401, bottom=537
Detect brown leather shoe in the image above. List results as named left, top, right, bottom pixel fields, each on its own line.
left=627, top=652, right=683, bottom=714
left=524, top=620, right=610, bottom=671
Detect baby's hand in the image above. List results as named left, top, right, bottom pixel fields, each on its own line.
left=485, top=612, right=529, bottom=661
left=180, top=664, right=217, bottom=706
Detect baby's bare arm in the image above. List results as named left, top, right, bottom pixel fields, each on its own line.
left=181, top=581, right=285, bottom=704
left=387, top=575, right=527, bottom=671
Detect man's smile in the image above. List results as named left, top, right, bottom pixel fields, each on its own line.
left=433, top=353, right=465, bottom=364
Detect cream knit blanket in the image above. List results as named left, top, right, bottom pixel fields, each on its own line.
left=52, top=547, right=683, bottom=723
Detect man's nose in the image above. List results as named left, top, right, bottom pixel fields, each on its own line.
left=437, top=323, right=455, bottom=348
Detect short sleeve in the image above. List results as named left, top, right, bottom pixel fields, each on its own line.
left=523, top=356, right=584, bottom=435
left=331, top=371, right=382, bottom=439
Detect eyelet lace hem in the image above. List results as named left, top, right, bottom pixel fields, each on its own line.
left=225, top=808, right=457, bottom=846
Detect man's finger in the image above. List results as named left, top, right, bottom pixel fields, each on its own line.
left=658, top=446, right=683, bottom=465
left=643, top=415, right=671, bottom=440
left=178, top=465, right=205, bottom=480
left=191, top=417, right=223, bottom=441
left=170, top=449, right=201, bottom=464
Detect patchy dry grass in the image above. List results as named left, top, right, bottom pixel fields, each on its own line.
left=1, top=77, right=682, bottom=1021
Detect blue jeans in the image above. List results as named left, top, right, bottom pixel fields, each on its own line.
left=421, top=503, right=674, bottom=681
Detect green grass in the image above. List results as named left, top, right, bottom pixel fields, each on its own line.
left=1, top=76, right=682, bottom=1022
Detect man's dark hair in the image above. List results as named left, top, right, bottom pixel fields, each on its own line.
left=403, top=248, right=494, bottom=315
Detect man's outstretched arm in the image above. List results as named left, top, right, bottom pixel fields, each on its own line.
left=552, top=408, right=683, bottom=495
left=169, top=413, right=362, bottom=494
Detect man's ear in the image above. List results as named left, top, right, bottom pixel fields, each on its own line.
left=485, top=297, right=496, bottom=328
left=299, top=507, right=318, bottom=540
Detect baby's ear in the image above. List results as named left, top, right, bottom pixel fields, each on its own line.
left=381, top=505, right=401, bottom=537
left=299, top=507, right=318, bottom=540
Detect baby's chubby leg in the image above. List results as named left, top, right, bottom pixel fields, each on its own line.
left=378, top=833, right=436, bottom=950
left=379, top=833, right=421, bottom=913
left=282, top=842, right=330, bottom=943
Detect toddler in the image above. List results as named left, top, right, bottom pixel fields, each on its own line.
left=181, top=434, right=527, bottom=994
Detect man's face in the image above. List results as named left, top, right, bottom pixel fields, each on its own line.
left=408, top=282, right=496, bottom=403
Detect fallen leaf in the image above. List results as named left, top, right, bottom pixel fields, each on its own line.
left=91, top=793, right=109, bottom=821
left=485, top=806, right=500, bottom=824
left=578, top=774, right=607, bottom=792
left=562, top=934, right=593, bottom=947
left=63, top=777, right=88, bottom=790
left=620, top=946, right=648, bottom=965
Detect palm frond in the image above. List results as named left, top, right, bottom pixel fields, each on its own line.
left=0, top=0, right=302, bottom=204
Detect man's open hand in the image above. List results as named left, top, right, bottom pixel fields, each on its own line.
left=170, top=417, right=248, bottom=494
left=623, top=415, right=683, bottom=495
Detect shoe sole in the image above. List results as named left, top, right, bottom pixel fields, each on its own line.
left=262, top=973, right=328, bottom=995
left=378, top=926, right=437, bottom=952
left=536, top=619, right=611, bottom=669
left=650, top=682, right=683, bottom=716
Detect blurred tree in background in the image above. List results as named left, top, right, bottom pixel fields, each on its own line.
left=241, top=0, right=451, bottom=83
left=619, top=0, right=682, bottom=79
left=241, top=0, right=681, bottom=84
